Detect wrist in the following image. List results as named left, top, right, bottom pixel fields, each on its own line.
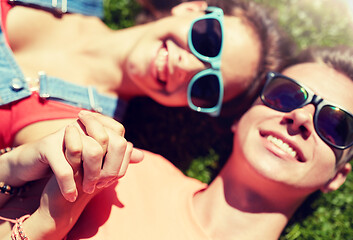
left=0, top=142, right=49, bottom=187
left=0, top=147, right=27, bottom=187
left=0, top=148, right=25, bottom=208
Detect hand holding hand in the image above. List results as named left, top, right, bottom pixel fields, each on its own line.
left=3, top=111, right=143, bottom=202
left=72, top=110, right=144, bottom=194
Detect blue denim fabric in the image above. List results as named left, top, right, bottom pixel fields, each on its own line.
left=0, top=32, right=31, bottom=105
left=8, top=0, right=104, bottom=18
left=39, top=72, right=126, bottom=120
left=0, top=0, right=127, bottom=120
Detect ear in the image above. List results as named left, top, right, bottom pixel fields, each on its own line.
left=321, top=162, right=351, bottom=193
left=171, top=1, right=208, bottom=16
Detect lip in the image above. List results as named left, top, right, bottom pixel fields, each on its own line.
left=260, top=131, right=306, bottom=163
left=151, top=41, right=169, bottom=88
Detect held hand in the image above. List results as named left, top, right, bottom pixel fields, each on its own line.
left=57, top=111, right=144, bottom=201
left=69, top=110, right=144, bottom=195
left=24, top=111, right=145, bottom=239
left=7, top=111, right=143, bottom=202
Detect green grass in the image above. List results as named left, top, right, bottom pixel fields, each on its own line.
left=281, top=173, right=353, bottom=239
left=103, top=0, right=353, bottom=239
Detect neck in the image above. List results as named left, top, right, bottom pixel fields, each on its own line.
left=9, top=7, right=148, bottom=100
left=192, top=158, right=306, bottom=240
left=88, top=24, right=148, bottom=100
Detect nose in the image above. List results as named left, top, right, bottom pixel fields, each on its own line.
left=169, top=44, right=207, bottom=90
left=282, top=104, right=316, bottom=140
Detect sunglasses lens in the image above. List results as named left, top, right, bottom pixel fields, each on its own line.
left=263, top=77, right=308, bottom=111
left=190, top=74, right=220, bottom=108
left=191, top=19, right=222, bottom=58
left=317, top=106, right=353, bottom=148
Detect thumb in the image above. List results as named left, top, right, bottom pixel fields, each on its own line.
left=130, top=147, right=144, bottom=163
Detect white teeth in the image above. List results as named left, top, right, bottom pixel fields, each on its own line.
left=267, top=135, right=297, bottom=158
left=156, top=47, right=168, bottom=82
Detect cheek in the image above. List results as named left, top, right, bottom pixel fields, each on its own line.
left=315, top=147, right=337, bottom=176
left=125, top=47, right=150, bottom=80
left=301, top=146, right=337, bottom=187
left=126, top=60, right=143, bottom=80
left=125, top=36, right=158, bottom=81
left=221, top=63, right=253, bottom=102
left=232, top=111, right=260, bottom=154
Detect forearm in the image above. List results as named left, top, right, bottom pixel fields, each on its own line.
left=0, top=144, right=49, bottom=185
left=0, top=148, right=23, bottom=208
left=0, top=145, right=42, bottom=208
left=0, top=209, right=79, bottom=240
left=0, top=145, right=52, bottom=237
left=0, top=179, right=45, bottom=239
left=0, top=177, right=96, bottom=240
left=23, top=194, right=93, bottom=240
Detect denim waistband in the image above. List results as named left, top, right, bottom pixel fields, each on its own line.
left=7, top=0, right=104, bottom=18
left=38, top=72, right=126, bottom=120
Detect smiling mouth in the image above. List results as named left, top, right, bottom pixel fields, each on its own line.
left=265, top=135, right=304, bottom=162
left=155, top=42, right=168, bottom=85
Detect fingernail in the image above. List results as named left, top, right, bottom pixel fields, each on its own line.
left=78, top=110, right=91, bottom=117
left=84, top=185, right=95, bottom=194
left=96, top=181, right=106, bottom=189
left=105, top=179, right=118, bottom=188
left=66, top=191, right=78, bottom=202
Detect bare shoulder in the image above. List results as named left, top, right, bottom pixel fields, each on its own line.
left=7, top=6, right=104, bottom=51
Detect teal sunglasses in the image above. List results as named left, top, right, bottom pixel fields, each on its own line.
left=187, top=7, right=224, bottom=117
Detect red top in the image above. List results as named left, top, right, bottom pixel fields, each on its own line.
left=1, top=0, right=12, bottom=45
left=0, top=93, right=83, bottom=148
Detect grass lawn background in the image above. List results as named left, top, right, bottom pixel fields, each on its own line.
left=103, top=0, right=353, bottom=239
